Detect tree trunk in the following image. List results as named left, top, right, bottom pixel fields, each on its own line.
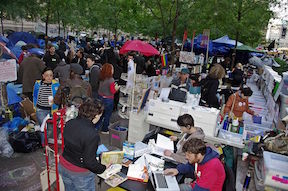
left=21, top=18, right=24, bottom=32
left=0, top=11, right=4, bottom=36
left=156, top=0, right=166, bottom=38
left=57, top=11, right=61, bottom=37
left=232, top=0, right=242, bottom=70
left=171, top=0, right=180, bottom=67
left=45, top=0, right=51, bottom=48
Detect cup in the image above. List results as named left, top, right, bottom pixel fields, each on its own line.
left=48, top=96, right=53, bottom=106
left=242, top=152, right=248, bottom=161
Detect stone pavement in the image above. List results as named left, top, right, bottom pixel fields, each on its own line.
left=0, top=111, right=123, bottom=191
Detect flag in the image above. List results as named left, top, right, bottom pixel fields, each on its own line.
left=161, top=54, right=168, bottom=68
left=200, top=29, right=210, bottom=48
left=191, top=30, right=196, bottom=51
left=183, top=29, right=188, bottom=43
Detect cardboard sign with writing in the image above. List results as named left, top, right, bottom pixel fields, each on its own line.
left=179, top=51, right=195, bottom=64
left=0, top=59, right=17, bottom=82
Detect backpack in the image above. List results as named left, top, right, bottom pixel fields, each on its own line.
left=68, top=85, right=88, bottom=107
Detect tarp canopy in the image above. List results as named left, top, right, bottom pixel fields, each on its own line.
left=8, top=32, right=38, bottom=46
left=236, top=45, right=263, bottom=53
left=213, top=35, right=243, bottom=47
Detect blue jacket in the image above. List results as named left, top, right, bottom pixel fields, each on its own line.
left=176, top=147, right=225, bottom=191
left=33, top=80, right=60, bottom=113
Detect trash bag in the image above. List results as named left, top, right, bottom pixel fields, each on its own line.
left=0, top=128, right=14, bottom=157
left=2, top=117, right=28, bottom=134
left=9, top=131, right=42, bottom=153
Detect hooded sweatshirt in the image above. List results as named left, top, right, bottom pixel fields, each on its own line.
left=176, top=147, right=225, bottom=191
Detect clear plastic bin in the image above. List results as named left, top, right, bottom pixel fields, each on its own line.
left=218, top=129, right=244, bottom=143
left=244, top=124, right=271, bottom=140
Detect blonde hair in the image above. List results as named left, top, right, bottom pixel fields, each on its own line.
left=236, top=63, right=243, bottom=70
left=208, top=64, right=225, bottom=79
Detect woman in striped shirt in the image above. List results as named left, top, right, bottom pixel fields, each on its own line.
left=33, top=67, right=59, bottom=144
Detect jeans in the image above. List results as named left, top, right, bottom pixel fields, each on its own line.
left=58, top=164, right=96, bottom=191
left=97, top=96, right=114, bottom=132
left=36, top=108, right=51, bottom=145
left=179, top=183, right=193, bottom=191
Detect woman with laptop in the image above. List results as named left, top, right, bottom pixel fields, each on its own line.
left=164, top=114, right=205, bottom=163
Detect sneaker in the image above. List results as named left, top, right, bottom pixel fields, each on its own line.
left=101, top=131, right=109, bottom=135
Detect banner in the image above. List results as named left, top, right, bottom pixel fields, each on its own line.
left=0, top=59, right=17, bottom=82
left=200, top=29, right=210, bottom=47
left=183, top=29, right=188, bottom=43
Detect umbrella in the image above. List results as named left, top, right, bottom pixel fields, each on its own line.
left=213, top=35, right=243, bottom=47
left=0, top=42, right=18, bottom=60
left=236, top=45, right=263, bottom=53
left=119, top=40, right=160, bottom=56
left=28, top=48, right=44, bottom=56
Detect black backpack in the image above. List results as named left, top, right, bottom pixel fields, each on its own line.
left=9, top=131, right=42, bottom=153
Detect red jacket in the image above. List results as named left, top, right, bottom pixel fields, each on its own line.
left=177, top=147, right=226, bottom=191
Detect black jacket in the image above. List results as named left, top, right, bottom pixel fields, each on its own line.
left=62, top=118, right=106, bottom=174
left=43, top=53, right=60, bottom=70
left=200, top=76, right=220, bottom=108
left=89, top=63, right=102, bottom=96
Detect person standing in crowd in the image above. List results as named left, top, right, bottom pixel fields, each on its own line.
left=59, top=99, right=108, bottom=191
left=18, top=45, right=28, bottom=64
left=200, top=64, right=225, bottom=109
left=168, top=68, right=191, bottom=103
left=43, top=44, right=60, bottom=70
left=97, top=63, right=120, bottom=133
left=164, top=139, right=226, bottom=191
left=86, top=55, right=102, bottom=99
left=53, top=59, right=70, bottom=84
left=33, top=67, right=59, bottom=143
left=231, top=63, right=244, bottom=90
left=18, top=53, right=46, bottom=101
left=164, top=114, right=205, bottom=164
left=134, top=52, right=145, bottom=74
left=220, top=57, right=231, bottom=71
left=54, top=63, right=92, bottom=108
left=144, top=59, right=156, bottom=77
left=224, top=86, right=255, bottom=121
left=72, top=48, right=86, bottom=74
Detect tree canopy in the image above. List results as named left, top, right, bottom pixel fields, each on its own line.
left=0, top=0, right=278, bottom=46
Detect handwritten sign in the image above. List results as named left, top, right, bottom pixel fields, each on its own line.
left=179, top=51, right=195, bottom=64
left=0, top=59, right=17, bottom=82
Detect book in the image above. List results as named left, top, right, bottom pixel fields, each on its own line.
left=134, top=141, right=151, bottom=158
left=97, top=164, right=127, bottom=187
left=105, top=172, right=128, bottom=187
left=127, top=164, right=149, bottom=182
left=101, top=151, right=124, bottom=165
left=122, top=158, right=132, bottom=167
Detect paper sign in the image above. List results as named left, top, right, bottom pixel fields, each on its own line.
left=179, top=51, right=195, bottom=64
left=0, top=59, right=17, bottom=82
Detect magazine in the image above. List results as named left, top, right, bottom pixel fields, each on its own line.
left=105, top=172, right=128, bottom=187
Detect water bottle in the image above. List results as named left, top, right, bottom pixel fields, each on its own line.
left=242, top=171, right=251, bottom=191
left=222, top=114, right=228, bottom=130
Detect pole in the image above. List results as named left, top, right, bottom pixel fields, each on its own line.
left=205, top=30, right=210, bottom=65
left=191, top=30, right=196, bottom=53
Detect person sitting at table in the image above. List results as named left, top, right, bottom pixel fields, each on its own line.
left=164, top=138, right=226, bottom=191
left=59, top=99, right=109, bottom=191
left=164, top=114, right=205, bottom=164
left=168, top=68, right=191, bottom=103
left=223, top=86, right=255, bottom=121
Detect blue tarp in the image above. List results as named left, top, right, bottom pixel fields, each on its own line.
left=6, top=83, right=22, bottom=105
left=8, top=32, right=38, bottom=45
left=28, top=48, right=44, bottom=56
left=10, top=46, right=22, bottom=59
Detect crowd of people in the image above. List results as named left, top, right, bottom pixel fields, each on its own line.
left=14, top=36, right=258, bottom=191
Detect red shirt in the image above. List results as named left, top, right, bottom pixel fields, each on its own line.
left=59, top=155, right=89, bottom=173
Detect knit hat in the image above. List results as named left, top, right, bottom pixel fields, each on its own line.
left=70, top=63, right=83, bottom=75
left=181, top=68, right=190, bottom=74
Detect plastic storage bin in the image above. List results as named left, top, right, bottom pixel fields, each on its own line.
left=218, top=129, right=244, bottom=143
left=244, top=124, right=271, bottom=140
left=108, top=119, right=128, bottom=149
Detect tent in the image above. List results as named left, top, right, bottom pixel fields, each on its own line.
left=213, top=35, right=243, bottom=47
left=236, top=45, right=263, bottom=53
left=8, top=32, right=38, bottom=45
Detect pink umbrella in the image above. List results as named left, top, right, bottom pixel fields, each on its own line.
left=119, top=40, right=160, bottom=56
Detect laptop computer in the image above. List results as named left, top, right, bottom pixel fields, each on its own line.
left=145, top=156, right=180, bottom=191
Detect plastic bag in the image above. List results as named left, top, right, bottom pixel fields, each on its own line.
left=0, top=128, right=14, bottom=157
